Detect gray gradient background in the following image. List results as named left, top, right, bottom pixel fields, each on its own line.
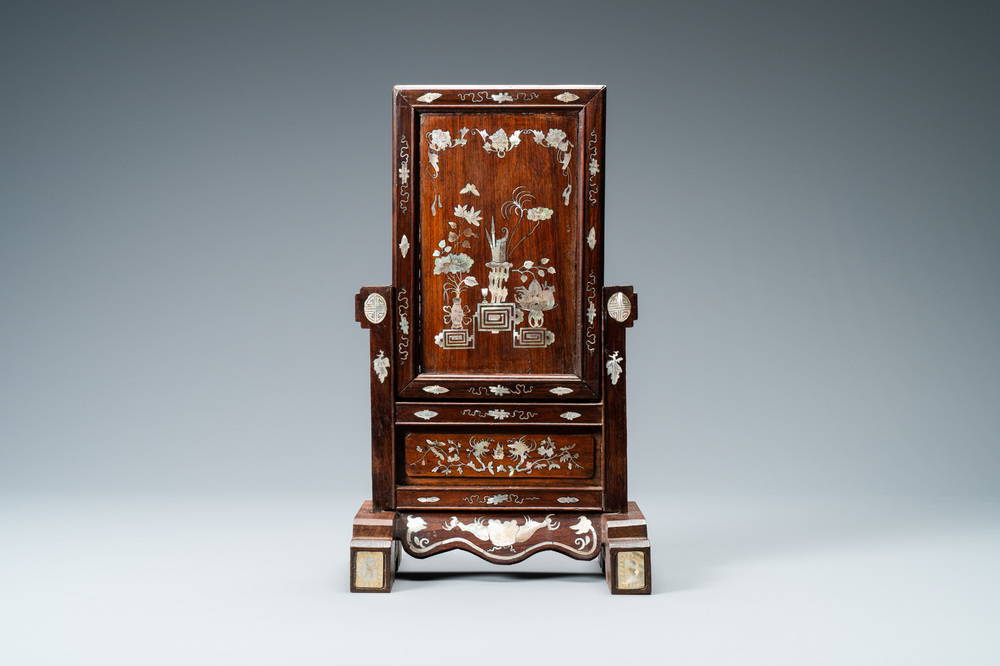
left=1, top=2, right=999, bottom=663
left=2, top=0, right=997, bottom=496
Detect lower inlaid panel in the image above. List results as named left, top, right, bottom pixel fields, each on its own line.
left=397, top=488, right=604, bottom=511
left=404, top=432, right=595, bottom=479
left=397, top=510, right=600, bottom=564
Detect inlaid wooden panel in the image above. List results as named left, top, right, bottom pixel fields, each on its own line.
left=396, top=509, right=601, bottom=564
left=397, top=375, right=599, bottom=401
left=418, top=112, right=580, bottom=376
left=395, top=401, right=602, bottom=426
left=396, top=487, right=603, bottom=511
left=404, top=432, right=594, bottom=479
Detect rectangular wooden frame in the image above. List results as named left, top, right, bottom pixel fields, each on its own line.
left=392, top=86, right=606, bottom=401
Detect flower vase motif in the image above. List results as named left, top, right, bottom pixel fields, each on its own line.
left=431, top=163, right=560, bottom=350
left=517, top=279, right=556, bottom=329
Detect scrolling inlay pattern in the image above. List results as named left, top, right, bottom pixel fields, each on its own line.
left=585, top=270, right=597, bottom=355
left=462, top=494, right=539, bottom=506
left=460, top=409, right=539, bottom=421
left=456, top=90, right=540, bottom=103
left=398, top=134, right=410, bottom=213
left=468, top=384, right=533, bottom=396
left=587, top=128, right=600, bottom=206
left=404, top=514, right=598, bottom=559
left=397, top=287, right=409, bottom=363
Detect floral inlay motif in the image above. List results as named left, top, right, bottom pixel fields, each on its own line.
left=498, top=187, right=559, bottom=331
left=606, top=351, right=623, bottom=385
left=414, top=410, right=438, bottom=420
left=491, top=92, right=514, bottom=103
left=477, top=128, right=521, bottom=157
left=410, top=435, right=584, bottom=476
left=431, top=192, right=481, bottom=348
left=434, top=184, right=559, bottom=351
left=557, top=496, right=580, bottom=503
left=460, top=183, right=480, bottom=196
left=373, top=350, right=389, bottom=384
left=425, top=127, right=469, bottom=215
left=466, top=127, right=574, bottom=204
left=416, top=496, right=440, bottom=503
left=529, top=128, right=574, bottom=205
left=560, top=412, right=582, bottom=421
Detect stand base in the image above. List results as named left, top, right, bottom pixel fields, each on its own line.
left=348, top=500, right=650, bottom=594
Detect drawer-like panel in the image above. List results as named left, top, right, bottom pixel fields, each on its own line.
left=404, top=432, right=594, bottom=479
left=396, top=487, right=604, bottom=511
left=396, top=402, right=602, bottom=426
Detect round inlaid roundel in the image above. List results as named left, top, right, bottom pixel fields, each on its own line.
left=607, top=291, right=631, bottom=322
left=363, top=293, right=388, bottom=324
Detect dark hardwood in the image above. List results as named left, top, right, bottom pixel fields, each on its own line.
left=355, top=286, right=395, bottom=511
left=601, top=502, right=651, bottom=594
left=352, top=86, right=650, bottom=593
left=349, top=501, right=398, bottom=593
left=395, top=487, right=605, bottom=511
left=396, top=509, right=602, bottom=565
left=395, top=401, right=603, bottom=425
left=602, top=284, right=637, bottom=513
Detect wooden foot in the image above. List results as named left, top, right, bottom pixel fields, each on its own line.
left=601, top=501, right=651, bottom=594
left=349, top=501, right=397, bottom=593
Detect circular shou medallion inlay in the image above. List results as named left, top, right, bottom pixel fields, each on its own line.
left=607, top=291, right=632, bottom=322
left=363, top=293, right=388, bottom=324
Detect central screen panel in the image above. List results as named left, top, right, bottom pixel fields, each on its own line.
left=418, top=112, right=580, bottom=376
